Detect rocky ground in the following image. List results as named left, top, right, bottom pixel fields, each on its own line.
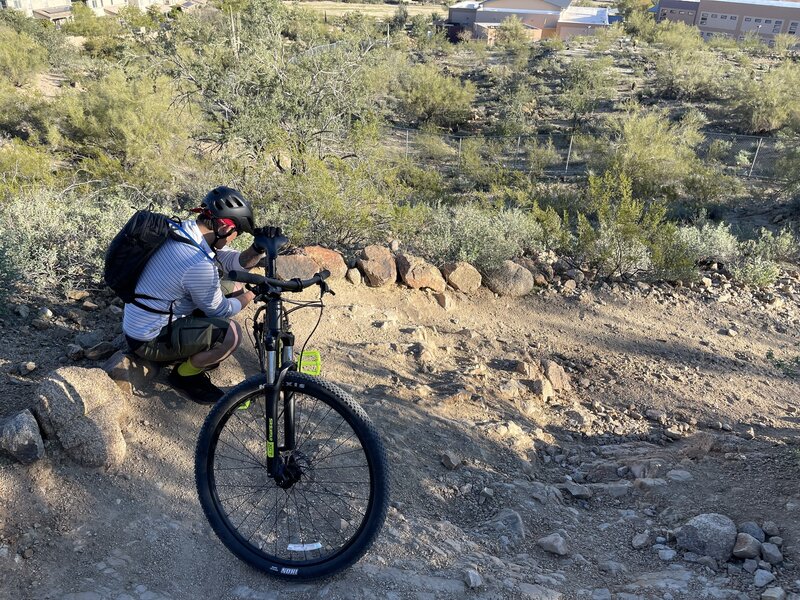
left=1, top=264, right=799, bottom=600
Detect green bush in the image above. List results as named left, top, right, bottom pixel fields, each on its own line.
left=575, top=170, right=697, bottom=280
left=676, top=220, right=740, bottom=264
left=394, top=63, right=476, bottom=127
left=731, top=62, right=800, bottom=134
left=406, top=204, right=549, bottom=270
left=0, top=188, right=177, bottom=296
left=0, top=140, right=54, bottom=193
left=731, top=255, right=780, bottom=287
left=0, top=25, right=47, bottom=86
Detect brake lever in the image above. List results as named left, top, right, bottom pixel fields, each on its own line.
left=320, top=281, right=335, bottom=297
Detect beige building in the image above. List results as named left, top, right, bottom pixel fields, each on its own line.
left=448, top=0, right=610, bottom=41
left=656, top=0, right=800, bottom=41
left=3, top=0, right=184, bottom=21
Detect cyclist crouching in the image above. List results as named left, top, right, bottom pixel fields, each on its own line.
left=122, top=187, right=267, bottom=404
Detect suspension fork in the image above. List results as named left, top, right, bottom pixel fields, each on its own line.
left=263, top=298, right=298, bottom=477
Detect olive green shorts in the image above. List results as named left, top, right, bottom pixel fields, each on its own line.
left=129, top=316, right=230, bottom=363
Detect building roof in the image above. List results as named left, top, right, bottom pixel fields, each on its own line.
left=481, top=6, right=560, bottom=14
left=702, top=0, right=800, bottom=7
left=451, top=0, right=570, bottom=10
left=32, top=5, right=71, bottom=19
left=475, top=20, right=543, bottom=28
left=558, top=6, right=609, bottom=25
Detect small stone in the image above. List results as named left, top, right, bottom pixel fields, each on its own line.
left=754, top=569, right=776, bottom=588
left=632, top=532, right=650, bottom=549
left=31, top=319, right=50, bottom=330
left=441, top=451, right=461, bottom=470
left=739, top=521, right=766, bottom=542
left=762, top=521, right=780, bottom=537
left=659, top=549, right=677, bottom=561
left=22, top=548, right=33, bottom=559
left=591, top=589, right=612, bottom=600
left=768, top=536, right=783, bottom=547
left=479, top=487, right=494, bottom=505
left=676, top=513, right=737, bottom=562
left=16, top=361, right=36, bottom=374
left=464, top=569, right=482, bottom=589
left=666, top=469, right=693, bottom=482
left=66, top=344, right=84, bottom=361
left=15, top=305, right=30, bottom=318
left=81, top=300, right=99, bottom=311
left=733, top=533, right=762, bottom=559
left=743, top=558, right=759, bottom=573
left=563, top=481, right=592, bottom=499
left=345, top=268, right=362, bottom=285
left=701, top=277, right=713, bottom=288
left=37, top=307, right=54, bottom=320
left=537, top=533, right=568, bottom=556
left=760, top=587, right=786, bottom=600
left=66, top=290, right=90, bottom=301
left=761, top=542, right=783, bottom=565
left=434, top=292, right=453, bottom=310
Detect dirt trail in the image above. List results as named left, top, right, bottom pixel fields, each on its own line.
left=1, top=280, right=799, bottom=600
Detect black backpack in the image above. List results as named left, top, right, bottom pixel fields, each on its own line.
left=104, top=210, right=194, bottom=314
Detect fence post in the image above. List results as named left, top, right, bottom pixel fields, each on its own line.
left=457, top=137, right=462, bottom=168
left=565, top=134, right=574, bottom=174
left=405, top=129, right=409, bottom=159
left=748, top=137, right=763, bottom=178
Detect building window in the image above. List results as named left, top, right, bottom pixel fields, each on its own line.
left=679, top=10, right=685, bottom=14
left=789, top=21, right=799, bottom=35
left=701, top=12, right=708, bottom=17
left=731, top=16, right=737, bottom=21
left=764, top=19, right=771, bottom=24
left=721, top=15, right=727, bottom=19
left=670, top=9, right=675, bottom=13
left=711, top=13, right=717, bottom=17
left=755, top=18, right=761, bottom=23
left=773, top=25, right=781, bottom=33
left=744, top=17, right=751, bottom=22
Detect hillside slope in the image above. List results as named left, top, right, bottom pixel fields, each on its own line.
left=1, top=278, right=799, bottom=599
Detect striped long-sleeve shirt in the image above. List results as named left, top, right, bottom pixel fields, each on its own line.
left=122, top=220, right=247, bottom=341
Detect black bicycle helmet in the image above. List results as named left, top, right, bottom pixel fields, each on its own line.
left=201, top=186, right=255, bottom=235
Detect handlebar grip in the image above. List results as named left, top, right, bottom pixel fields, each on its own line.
left=226, top=270, right=265, bottom=285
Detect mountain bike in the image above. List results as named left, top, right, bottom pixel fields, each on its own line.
left=195, top=227, right=389, bottom=580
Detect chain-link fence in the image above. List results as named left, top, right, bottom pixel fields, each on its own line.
left=383, top=127, right=785, bottom=181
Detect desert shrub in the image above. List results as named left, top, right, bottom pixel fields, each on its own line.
left=0, top=25, right=47, bottom=86
left=259, top=156, right=398, bottom=252
left=458, top=136, right=512, bottom=192
left=676, top=220, right=740, bottom=264
left=730, top=255, right=781, bottom=287
left=527, top=138, right=561, bottom=178
left=0, top=140, right=54, bottom=193
left=575, top=170, right=697, bottom=280
left=0, top=10, right=67, bottom=66
left=0, top=187, right=177, bottom=296
left=578, top=105, right=706, bottom=198
left=0, top=80, right=53, bottom=142
left=394, top=63, right=475, bottom=127
left=406, top=204, right=547, bottom=270
left=560, top=56, right=615, bottom=126
left=652, top=23, right=725, bottom=100
left=57, top=70, right=198, bottom=194
left=731, top=62, right=800, bottom=134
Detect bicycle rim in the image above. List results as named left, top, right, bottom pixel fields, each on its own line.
left=201, top=376, right=383, bottom=574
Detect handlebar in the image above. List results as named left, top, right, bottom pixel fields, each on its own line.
left=227, top=269, right=331, bottom=293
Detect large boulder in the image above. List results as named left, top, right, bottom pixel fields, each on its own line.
left=676, top=513, right=737, bottom=562
left=0, top=410, right=44, bottom=464
left=441, top=261, right=481, bottom=293
left=276, top=254, right=320, bottom=281
left=302, top=246, right=347, bottom=279
left=484, top=261, right=534, bottom=297
left=396, top=253, right=446, bottom=293
left=357, top=245, right=397, bottom=287
left=34, top=367, right=127, bottom=468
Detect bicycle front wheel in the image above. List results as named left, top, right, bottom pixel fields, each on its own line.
left=195, top=372, right=389, bottom=580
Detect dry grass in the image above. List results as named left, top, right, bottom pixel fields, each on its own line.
left=282, top=0, right=445, bottom=18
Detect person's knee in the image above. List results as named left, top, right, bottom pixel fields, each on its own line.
left=220, top=321, right=242, bottom=354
